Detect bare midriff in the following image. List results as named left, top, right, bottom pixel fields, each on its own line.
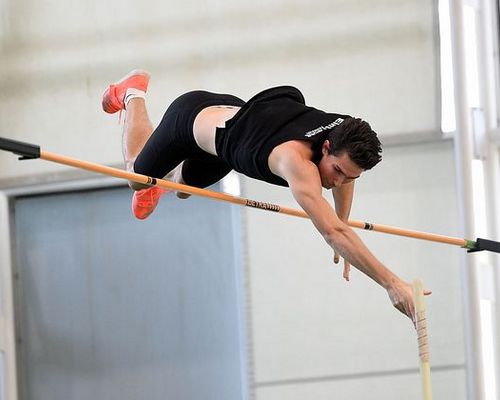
left=193, top=105, right=241, bottom=155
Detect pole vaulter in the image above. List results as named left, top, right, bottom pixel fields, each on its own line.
left=1, top=136, right=499, bottom=255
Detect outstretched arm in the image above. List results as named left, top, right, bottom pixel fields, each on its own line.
left=332, top=181, right=354, bottom=280
left=273, top=151, right=426, bottom=322
left=332, top=180, right=354, bottom=220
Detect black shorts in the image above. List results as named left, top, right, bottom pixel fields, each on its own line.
left=134, top=90, right=245, bottom=188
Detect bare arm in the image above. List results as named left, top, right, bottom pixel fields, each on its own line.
left=286, top=160, right=395, bottom=288
left=332, top=181, right=354, bottom=280
left=272, top=150, right=424, bottom=322
left=332, top=180, right=354, bottom=221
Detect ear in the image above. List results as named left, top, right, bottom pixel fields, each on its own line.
left=322, top=140, right=330, bottom=155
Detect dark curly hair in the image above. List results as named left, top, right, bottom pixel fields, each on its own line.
left=326, top=117, right=382, bottom=170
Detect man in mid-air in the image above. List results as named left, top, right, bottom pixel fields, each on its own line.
left=102, top=70, right=430, bottom=324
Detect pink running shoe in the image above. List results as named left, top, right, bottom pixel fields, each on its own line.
left=102, top=69, right=150, bottom=114
left=132, top=186, right=167, bottom=220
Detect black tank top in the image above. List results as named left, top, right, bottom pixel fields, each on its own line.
left=215, top=86, right=350, bottom=187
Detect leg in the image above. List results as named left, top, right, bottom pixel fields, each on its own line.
left=122, top=98, right=155, bottom=190
left=130, top=107, right=195, bottom=219
left=105, top=80, right=236, bottom=219
left=101, top=69, right=151, bottom=190
left=177, top=157, right=232, bottom=199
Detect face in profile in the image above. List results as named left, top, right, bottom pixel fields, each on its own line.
left=317, top=141, right=363, bottom=189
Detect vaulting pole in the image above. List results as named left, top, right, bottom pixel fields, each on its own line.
left=1, top=136, right=499, bottom=254
left=414, top=279, right=433, bottom=400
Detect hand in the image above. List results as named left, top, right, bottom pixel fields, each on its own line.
left=333, top=250, right=351, bottom=281
left=387, top=280, right=432, bottom=326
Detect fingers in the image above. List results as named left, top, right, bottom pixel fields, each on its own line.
left=343, top=262, right=351, bottom=281
left=408, top=305, right=416, bottom=327
left=393, top=301, right=416, bottom=327
left=333, top=253, right=351, bottom=282
left=388, top=283, right=417, bottom=326
left=424, top=289, right=432, bottom=296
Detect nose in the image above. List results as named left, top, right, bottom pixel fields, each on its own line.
left=333, top=176, right=344, bottom=188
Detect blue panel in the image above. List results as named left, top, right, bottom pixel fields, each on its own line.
left=13, top=186, right=245, bottom=400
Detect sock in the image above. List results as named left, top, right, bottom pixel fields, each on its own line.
left=124, top=88, right=146, bottom=108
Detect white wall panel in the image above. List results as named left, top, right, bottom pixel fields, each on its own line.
left=255, top=369, right=466, bottom=400
left=0, top=0, right=439, bottom=180
left=245, top=140, right=464, bottom=398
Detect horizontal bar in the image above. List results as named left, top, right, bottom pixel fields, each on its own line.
left=2, top=136, right=498, bottom=253
left=38, top=150, right=472, bottom=249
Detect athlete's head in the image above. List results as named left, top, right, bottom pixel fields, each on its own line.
left=326, top=117, right=382, bottom=170
left=317, top=118, right=382, bottom=189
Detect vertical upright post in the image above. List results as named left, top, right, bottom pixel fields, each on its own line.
left=476, top=0, right=500, bottom=246
left=449, top=0, right=485, bottom=398
left=0, top=194, right=19, bottom=400
left=477, top=0, right=500, bottom=396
